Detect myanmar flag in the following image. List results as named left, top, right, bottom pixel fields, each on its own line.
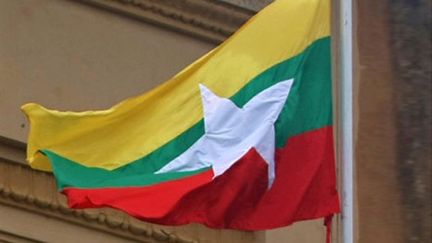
left=22, top=0, right=340, bottom=230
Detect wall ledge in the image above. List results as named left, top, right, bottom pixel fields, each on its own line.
left=0, top=138, right=195, bottom=243
left=75, top=0, right=257, bottom=44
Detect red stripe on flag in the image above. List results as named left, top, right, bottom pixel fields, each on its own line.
left=64, top=169, right=214, bottom=218
left=63, top=126, right=339, bottom=229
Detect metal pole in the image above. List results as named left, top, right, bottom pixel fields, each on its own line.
left=339, top=0, right=354, bottom=242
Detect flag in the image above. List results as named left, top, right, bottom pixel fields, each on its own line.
left=22, top=0, right=340, bottom=230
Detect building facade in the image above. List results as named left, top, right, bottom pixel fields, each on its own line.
left=0, top=0, right=430, bottom=242
left=0, top=0, right=327, bottom=242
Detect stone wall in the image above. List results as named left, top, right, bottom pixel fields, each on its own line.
left=355, top=0, right=431, bottom=242
left=389, top=0, right=431, bottom=242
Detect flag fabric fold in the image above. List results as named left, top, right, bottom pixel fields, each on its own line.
left=22, top=0, right=340, bottom=231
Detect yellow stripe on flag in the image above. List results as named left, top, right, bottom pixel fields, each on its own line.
left=22, top=0, right=330, bottom=171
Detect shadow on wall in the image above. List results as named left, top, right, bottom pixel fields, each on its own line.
left=389, top=0, right=431, bottom=242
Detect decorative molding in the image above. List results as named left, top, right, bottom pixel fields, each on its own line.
left=0, top=135, right=26, bottom=165
left=0, top=139, right=196, bottom=243
left=0, top=228, right=39, bottom=243
left=74, top=0, right=257, bottom=44
left=218, top=0, right=272, bottom=11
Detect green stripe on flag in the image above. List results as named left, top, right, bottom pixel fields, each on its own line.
left=46, top=36, right=332, bottom=190
left=43, top=149, right=211, bottom=190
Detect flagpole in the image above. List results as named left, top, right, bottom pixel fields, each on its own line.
left=339, top=0, right=354, bottom=242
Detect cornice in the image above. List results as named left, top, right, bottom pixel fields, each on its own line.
left=74, top=0, right=256, bottom=44
left=0, top=139, right=196, bottom=243
left=0, top=135, right=26, bottom=165
left=218, top=0, right=272, bottom=11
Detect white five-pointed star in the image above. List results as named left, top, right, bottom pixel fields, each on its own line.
left=155, top=79, right=294, bottom=188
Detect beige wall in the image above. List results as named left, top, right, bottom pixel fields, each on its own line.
left=355, top=0, right=431, bottom=242
left=355, top=1, right=405, bottom=242
left=0, top=0, right=213, bottom=143
left=266, top=221, right=326, bottom=243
